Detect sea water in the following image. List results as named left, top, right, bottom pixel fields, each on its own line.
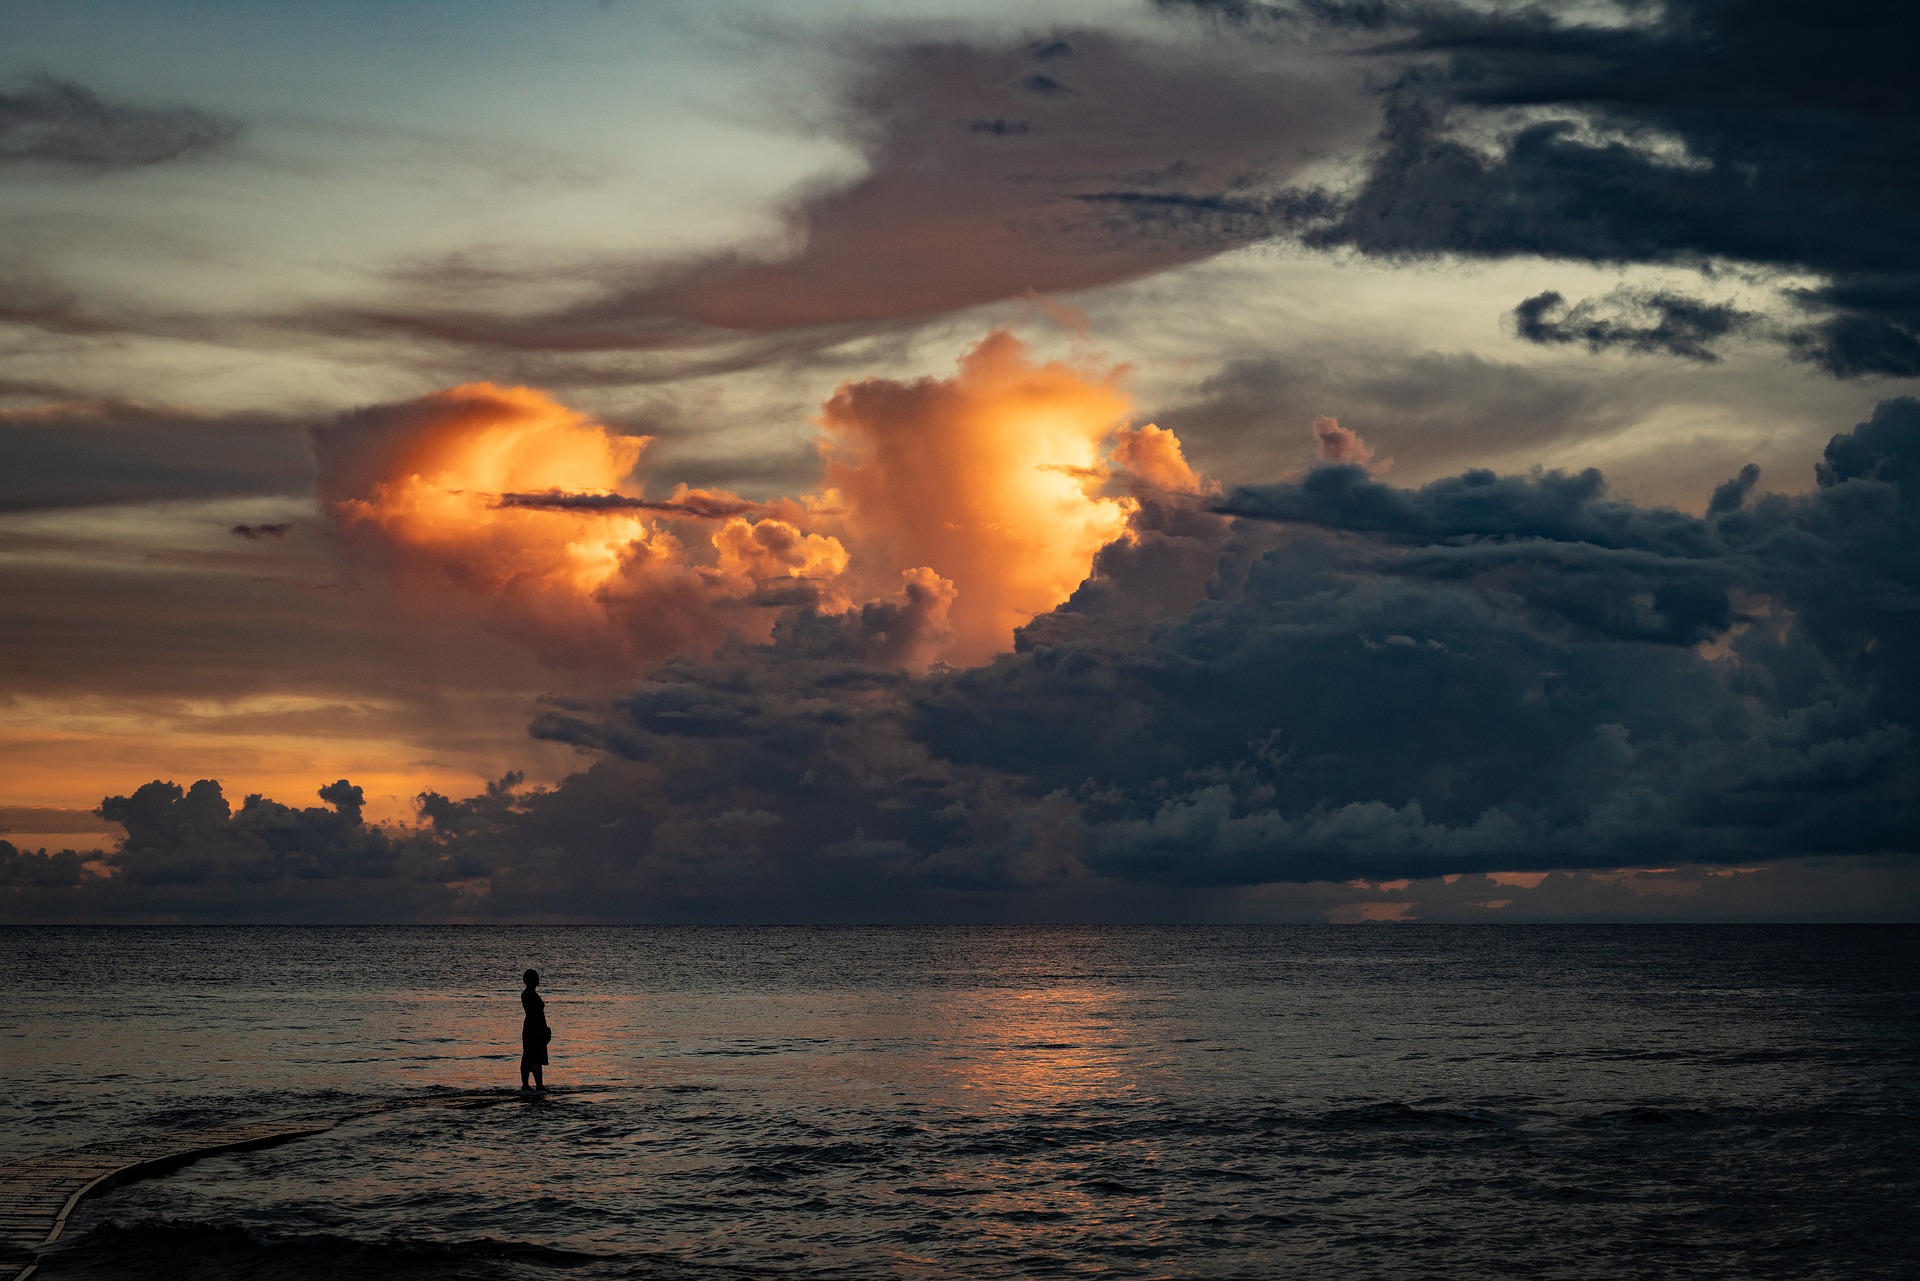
left=3, top=925, right=1915, bottom=1279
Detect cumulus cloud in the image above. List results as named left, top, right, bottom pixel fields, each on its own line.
left=818, top=330, right=1140, bottom=661
left=19, top=392, right=1908, bottom=921
left=0, top=777, right=491, bottom=921
left=318, top=334, right=1197, bottom=670
left=0, top=76, right=239, bottom=171
left=316, top=381, right=810, bottom=669
left=1310, top=415, right=1376, bottom=467
left=1113, top=422, right=1209, bottom=495
left=94, top=776, right=398, bottom=884
left=10, top=351, right=1918, bottom=920
left=470, top=394, right=1920, bottom=908
left=0, top=842, right=88, bottom=888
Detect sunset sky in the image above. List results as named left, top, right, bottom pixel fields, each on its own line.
left=3, top=0, right=1916, bottom=921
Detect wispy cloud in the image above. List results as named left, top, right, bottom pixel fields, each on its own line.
left=0, top=75, right=239, bottom=171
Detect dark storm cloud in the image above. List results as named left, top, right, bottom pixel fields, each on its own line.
left=0, top=75, right=239, bottom=170
left=0, top=401, right=314, bottom=513
left=913, top=401, right=1919, bottom=886
left=0, top=778, right=472, bottom=921
left=310, top=31, right=1370, bottom=354
left=1213, top=457, right=1721, bottom=555
left=0, top=842, right=87, bottom=887
left=1513, top=289, right=1758, bottom=363
left=230, top=522, right=293, bottom=540
left=1144, top=0, right=1920, bottom=377
left=1787, top=275, right=1920, bottom=379
left=96, top=778, right=397, bottom=884
left=1706, top=463, right=1761, bottom=517
left=511, top=397, right=1918, bottom=899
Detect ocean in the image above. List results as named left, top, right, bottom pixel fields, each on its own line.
left=3, top=925, right=1915, bottom=1279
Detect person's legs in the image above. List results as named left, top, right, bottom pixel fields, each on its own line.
left=532, top=1063, right=545, bottom=1090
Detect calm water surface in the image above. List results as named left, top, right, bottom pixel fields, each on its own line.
left=3, top=925, right=1915, bottom=1279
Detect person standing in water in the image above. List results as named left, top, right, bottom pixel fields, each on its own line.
left=520, top=968, right=551, bottom=1091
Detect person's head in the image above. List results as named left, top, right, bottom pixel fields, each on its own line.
left=522, top=968, right=539, bottom=988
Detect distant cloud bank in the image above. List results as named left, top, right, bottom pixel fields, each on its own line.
left=9, top=391, right=1916, bottom=922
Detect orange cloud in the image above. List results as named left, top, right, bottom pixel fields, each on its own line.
left=319, top=383, right=849, bottom=669
left=1112, top=423, right=1206, bottom=495
left=1312, top=415, right=1386, bottom=471
left=819, top=331, right=1139, bottom=663
left=321, top=382, right=651, bottom=598
left=711, top=517, right=850, bottom=595
left=319, top=337, right=1207, bottom=672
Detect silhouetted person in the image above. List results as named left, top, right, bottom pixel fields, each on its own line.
left=520, top=968, right=551, bottom=1091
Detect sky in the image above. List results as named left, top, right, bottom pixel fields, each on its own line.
left=2, top=0, right=1916, bottom=922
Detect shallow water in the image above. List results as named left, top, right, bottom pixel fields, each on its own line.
left=4, top=925, right=1916, bottom=1279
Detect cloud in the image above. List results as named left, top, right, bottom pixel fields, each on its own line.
left=1160, top=349, right=1641, bottom=484
left=316, top=381, right=759, bottom=670
left=0, top=777, right=478, bottom=920
left=1142, top=0, right=1920, bottom=377
left=1112, top=422, right=1208, bottom=495
left=1310, top=415, right=1376, bottom=467
left=95, top=776, right=401, bottom=885
left=312, top=31, right=1372, bottom=355
left=1706, top=463, right=1760, bottom=517
left=0, top=842, right=88, bottom=887
left=912, top=399, right=1919, bottom=888
left=765, top=566, right=959, bottom=671
left=1514, top=289, right=1759, bottom=363
left=1786, top=274, right=1920, bottom=379
left=1214, top=458, right=1719, bottom=558
left=494, top=490, right=763, bottom=519
left=10, top=371, right=1917, bottom=921
left=317, top=334, right=1199, bottom=670
left=674, top=397, right=1907, bottom=890
left=0, top=75, right=239, bottom=171
left=0, top=401, right=314, bottom=514
left=818, top=329, right=1140, bottom=662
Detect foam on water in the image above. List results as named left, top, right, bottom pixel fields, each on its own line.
left=4, top=925, right=1916, bottom=1279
